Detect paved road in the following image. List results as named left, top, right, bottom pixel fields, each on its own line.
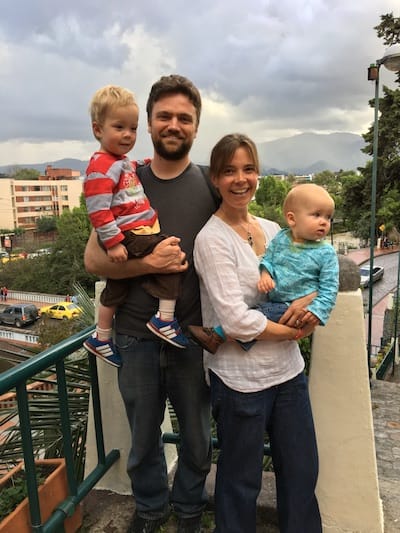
left=360, top=252, right=400, bottom=308
left=346, top=247, right=400, bottom=349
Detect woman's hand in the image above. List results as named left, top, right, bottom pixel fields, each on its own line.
left=301, top=311, right=320, bottom=327
left=257, top=317, right=316, bottom=342
left=293, top=321, right=316, bottom=341
left=279, top=292, right=317, bottom=327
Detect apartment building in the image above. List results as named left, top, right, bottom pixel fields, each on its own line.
left=0, top=166, right=83, bottom=230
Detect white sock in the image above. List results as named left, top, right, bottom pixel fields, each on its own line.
left=158, top=299, right=176, bottom=322
left=96, top=327, right=112, bottom=342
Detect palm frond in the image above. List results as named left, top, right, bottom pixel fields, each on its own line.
left=0, top=351, right=90, bottom=479
left=72, top=281, right=95, bottom=327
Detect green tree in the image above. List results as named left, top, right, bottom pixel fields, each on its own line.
left=0, top=229, right=15, bottom=236
left=349, top=13, right=400, bottom=239
left=313, top=170, right=343, bottom=198
left=0, top=197, right=96, bottom=296
left=0, top=255, right=53, bottom=293
left=341, top=171, right=372, bottom=240
left=37, top=316, right=83, bottom=348
left=254, top=176, right=290, bottom=226
left=9, top=167, right=40, bottom=180
left=375, top=13, right=400, bottom=46
left=313, top=169, right=360, bottom=231
left=377, top=188, right=400, bottom=233
left=48, top=202, right=95, bottom=294
left=36, top=216, right=57, bottom=233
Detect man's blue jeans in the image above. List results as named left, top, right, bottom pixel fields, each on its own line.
left=210, top=371, right=322, bottom=533
left=116, top=335, right=212, bottom=518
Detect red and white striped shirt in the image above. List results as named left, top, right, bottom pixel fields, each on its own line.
left=84, top=152, right=157, bottom=249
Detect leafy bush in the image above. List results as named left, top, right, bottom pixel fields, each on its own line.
left=0, top=466, right=47, bottom=521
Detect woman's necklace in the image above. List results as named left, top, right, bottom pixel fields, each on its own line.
left=218, top=209, right=255, bottom=247
left=244, top=222, right=254, bottom=247
left=231, top=219, right=254, bottom=247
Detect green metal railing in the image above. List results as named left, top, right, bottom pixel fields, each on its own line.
left=163, top=397, right=272, bottom=456
left=0, top=325, right=120, bottom=532
left=162, top=432, right=271, bottom=456
left=376, top=339, right=395, bottom=380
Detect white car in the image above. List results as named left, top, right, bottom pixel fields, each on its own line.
left=359, top=265, right=384, bottom=289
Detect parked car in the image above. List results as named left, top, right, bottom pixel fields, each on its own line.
left=0, top=251, right=25, bottom=263
left=359, top=265, right=385, bottom=289
left=0, top=304, right=39, bottom=328
left=27, top=248, right=52, bottom=259
left=39, top=301, right=82, bottom=320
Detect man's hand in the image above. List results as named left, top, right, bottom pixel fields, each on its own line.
left=84, top=230, right=188, bottom=279
left=143, top=236, right=188, bottom=274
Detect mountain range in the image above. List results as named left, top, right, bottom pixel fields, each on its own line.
left=0, top=132, right=369, bottom=176
left=257, top=132, right=368, bottom=174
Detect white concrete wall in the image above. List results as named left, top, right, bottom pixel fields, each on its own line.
left=309, top=290, right=384, bottom=533
left=84, top=281, right=177, bottom=494
left=85, top=364, right=177, bottom=494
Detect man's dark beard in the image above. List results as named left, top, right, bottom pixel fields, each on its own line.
left=153, top=138, right=192, bottom=161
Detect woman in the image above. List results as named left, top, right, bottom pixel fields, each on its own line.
left=193, top=133, right=322, bottom=533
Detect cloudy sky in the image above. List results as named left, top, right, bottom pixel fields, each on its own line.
left=0, top=0, right=399, bottom=167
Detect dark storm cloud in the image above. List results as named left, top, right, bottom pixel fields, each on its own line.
left=0, top=0, right=398, bottom=163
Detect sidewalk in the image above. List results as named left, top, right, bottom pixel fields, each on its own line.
left=347, top=245, right=400, bottom=351
left=346, top=243, right=399, bottom=266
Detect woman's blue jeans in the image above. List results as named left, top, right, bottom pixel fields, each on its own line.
left=116, top=335, right=212, bottom=518
left=210, top=371, right=322, bottom=533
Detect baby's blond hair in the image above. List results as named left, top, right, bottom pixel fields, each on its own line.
left=90, top=85, right=138, bottom=133
left=283, top=183, right=334, bottom=215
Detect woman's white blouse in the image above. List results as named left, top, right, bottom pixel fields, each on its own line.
left=194, top=215, right=305, bottom=392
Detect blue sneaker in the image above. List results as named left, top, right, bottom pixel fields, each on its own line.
left=83, top=333, right=122, bottom=367
left=146, top=312, right=189, bottom=348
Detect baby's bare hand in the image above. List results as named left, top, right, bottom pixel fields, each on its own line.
left=258, top=271, right=275, bottom=293
left=258, top=279, right=275, bottom=293
left=108, top=243, right=128, bottom=263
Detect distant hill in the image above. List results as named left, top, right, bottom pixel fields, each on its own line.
left=258, top=132, right=368, bottom=174
left=0, top=158, right=88, bottom=175
left=0, top=132, right=368, bottom=176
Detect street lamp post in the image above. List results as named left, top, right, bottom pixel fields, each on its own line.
left=366, top=44, right=400, bottom=369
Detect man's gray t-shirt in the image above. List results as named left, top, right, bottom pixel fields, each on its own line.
left=115, top=163, right=217, bottom=338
